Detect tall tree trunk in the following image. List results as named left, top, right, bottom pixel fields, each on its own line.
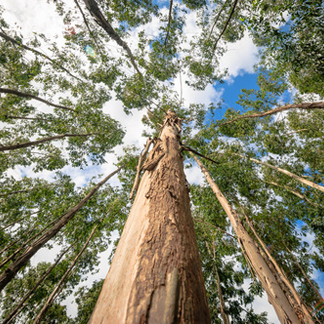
left=194, top=156, right=310, bottom=324
left=234, top=153, right=324, bottom=193
left=242, top=211, right=315, bottom=323
left=0, top=166, right=122, bottom=292
left=90, top=111, right=210, bottom=324
left=2, top=242, right=76, bottom=324
left=33, top=225, right=97, bottom=324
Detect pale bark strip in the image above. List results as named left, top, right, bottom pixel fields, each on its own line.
left=242, top=211, right=315, bottom=324
left=234, top=153, right=324, bottom=193
left=129, top=137, right=154, bottom=199
left=0, top=165, right=122, bottom=292
left=0, top=88, right=76, bottom=112
left=193, top=155, right=300, bottom=324
left=33, top=226, right=97, bottom=324
left=220, top=101, right=324, bottom=126
left=2, top=242, right=77, bottom=324
left=82, top=0, right=142, bottom=77
left=282, top=240, right=324, bottom=303
left=0, top=32, right=83, bottom=82
left=90, top=111, right=210, bottom=324
left=0, top=132, right=99, bottom=152
left=210, top=241, right=230, bottom=324
left=265, top=180, right=322, bottom=208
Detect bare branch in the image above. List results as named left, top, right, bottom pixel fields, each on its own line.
left=163, top=0, right=173, bottom=47
left=219, top=101, right=324, bottom=126
left=212, top=0, right=239, bottom=54
left=0, top=88, right=76, bottom=112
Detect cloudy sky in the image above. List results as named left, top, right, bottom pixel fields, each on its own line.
left=3, top=1, right=322, bottom=323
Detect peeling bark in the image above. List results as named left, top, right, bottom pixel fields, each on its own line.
left=90, top=111, right=210, bottom=324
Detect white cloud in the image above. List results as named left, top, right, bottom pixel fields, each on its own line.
left=219, top=32, right=259, bottom=78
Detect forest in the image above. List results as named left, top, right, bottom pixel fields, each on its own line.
left=0, top=0, right=323, bottom=323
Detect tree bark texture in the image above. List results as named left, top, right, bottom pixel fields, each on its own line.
left=90, top=111, right=210, bottom=324
left=194, top=156, right=304, bottom=324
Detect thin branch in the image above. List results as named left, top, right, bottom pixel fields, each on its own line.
left=4, top=115, right=51, bottom=122
left=219, top=101, right=324, bottom=126
left=0, top=32, right=84, bottom=83
left=182, top=144, right=220, bottom=165
left=33, top=225, right=98, bottom=324
left=2, top=242, right=77, bottom=324
left=0, top=88, right=76, bottom=112
left=74, top=0, right=102, bottom=54
left=208, top=0, right=231, bottom=39
left=212, top=0, right=239, bottom=54
left=0, top=132, right=100, bottom=152
left=193, top=217, right=236, bottom=239
left=234, top=153, right=324, bottom=193
left=83, top=0, right=142, bottom=77
left=129, top=137, right=154, bottom=199
left=163, top=0, right=173, bottom=47
left=285, top=129, right=309, bottom=136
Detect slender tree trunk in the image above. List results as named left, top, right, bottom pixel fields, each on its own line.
left=0, top=132, right=100, bottom=152
left=33, top=226, right=97, bottom=324
left=209, top=241, right=230, bottom=324
left=0, top=166, right=122, bottom=292
left=90, top=111, right=210, bottom=323
left=2, top=242, right=77, bottom=324
left=234, top=153, right=324, bottom=193
left=194, top=156, right=305, bottom=324
left=264, top=180, right=322, bottom=208
left=242, top=211, right=315, bottom=323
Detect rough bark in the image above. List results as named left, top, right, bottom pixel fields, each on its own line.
left=2, top=242, right=76, bottom=324
left=33, top=226, right=97, bottom=324
left=0, top=88, right=75, bottom=112
left=0, top=132, right=99, bottom=152
left=0, top=166, right=122, bottom=292
left=234, top=153, right=324, bottom=193
left=90, top=111, right=210, bottom=324
left=220, top=101, right=324, bottom=125
left=194, top=156, right=302, bottom=324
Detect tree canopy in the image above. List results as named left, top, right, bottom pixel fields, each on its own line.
left=0, top=0, right=323, bottom=323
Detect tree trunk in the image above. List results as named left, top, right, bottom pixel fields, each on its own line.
left=0, top=132, right=100, bottom=152
left=33, top=226, right=97, bottom=324
left=2, top=242, right=76, bottom=324
left=234, top=153, right=324, bottom=193
left=90, top=111, right=210, bottom=324
left=242, top=211, right=315, bottom=323
left=194, top=156, right=304, bottom=324
left=0, top=166, right=122, bottom=292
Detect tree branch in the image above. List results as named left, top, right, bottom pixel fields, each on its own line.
left=182, top=144, right=220, bottom=165
left=212, top=0, right=239, bottom=54
left=163, top=0, right=173, bottom=47
left=219, top=101, right=324, bottom=126
left=0, top=132, right=99, bottom=152
left=0, top=88, right=76, bottom=112
left=82, top=0, right=142, bottom=77
left=0, top=32, right=84, bottom=83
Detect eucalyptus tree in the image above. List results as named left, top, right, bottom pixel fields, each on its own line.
left=0, top=0, right=323, bottom=323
